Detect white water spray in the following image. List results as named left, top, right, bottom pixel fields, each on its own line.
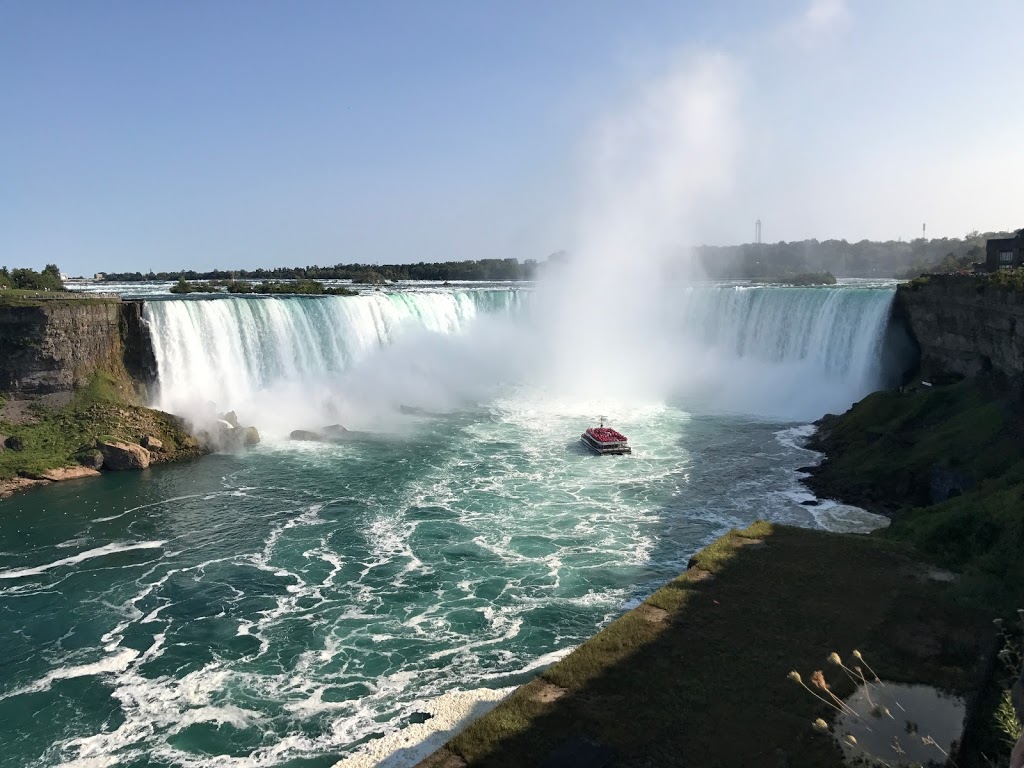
left=144, top=283, right=898, bottom=430
left=535, top=52, right=744, bottom=401
left=143, top=53, right=901, bottom=428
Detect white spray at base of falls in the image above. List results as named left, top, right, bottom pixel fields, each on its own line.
left=143, top=283, right=902, bottom=433
left=144, top=290, right=525, bottom=434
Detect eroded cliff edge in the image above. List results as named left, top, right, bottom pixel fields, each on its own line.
left=0, top=295, right=202, bottom=498
left=894, top=273, right=1024, bottom=381
left=0, top=297, right=157, bottom=395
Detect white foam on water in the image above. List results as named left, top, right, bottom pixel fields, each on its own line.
left=774, top=423, right=817, bottom=451
left=333, top=686, right=514, bottom=768
left=0, top=541, right=167, bottom=580
left=1, top=648, right=140, bottom=700
left=809, top=502, right=890, bottom=534
left=91, top=495, right=209, bottom=523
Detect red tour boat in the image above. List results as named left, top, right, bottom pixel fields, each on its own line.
left=581, top=418, right=631, bottom=455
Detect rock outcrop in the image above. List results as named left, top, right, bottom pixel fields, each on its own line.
left=29, top=466, right=102, bottom=482
left=140, top=435, right=164, bottom=451
left=207, top=420, right=261, bottom=450
left=119, top=300, right=158, bottom=387
left=290, top=425, right=351, bottom=443
left=76, top=448, right=104, bottom=469
left=895, top=275, right=1024, bottom=380
left=96, top=439, right=151, bottom=470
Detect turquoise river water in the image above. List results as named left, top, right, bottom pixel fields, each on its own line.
left=0, top=283, right=902, bottom=767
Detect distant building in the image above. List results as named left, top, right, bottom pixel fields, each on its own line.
left=983, top=229, right=1024, bottom=271
left=93, top=272, right=106, bottom=280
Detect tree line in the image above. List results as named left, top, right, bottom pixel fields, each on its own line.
left=104, top=258, right=539, bottom=283
left=0, top=264, right=64, bottom=291
left=687, top=231, right=1007, bottom=279
left=20, top=230, right=1020, bottom=285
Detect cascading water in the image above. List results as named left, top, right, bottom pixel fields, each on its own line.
left=660, top=284, right=906, bottom=418
left=144, top=290, right=525, bottom=429
left=143, top=283, right=904, bottom=427
left=676, top=286, right=891, bottom=378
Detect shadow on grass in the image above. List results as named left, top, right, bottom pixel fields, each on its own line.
left=420, top=523, right=994, bottom=768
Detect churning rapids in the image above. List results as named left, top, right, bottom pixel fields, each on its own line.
left=0, top=283, right=905, bottom=767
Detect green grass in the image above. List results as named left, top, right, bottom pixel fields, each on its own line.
left=0, top=372, right=202, bottom=481
left=809, top=379, right=1021, bottom=511
left=808, top=378, right=1024, bottom=615
left=423, top=524, right=991, bottom=768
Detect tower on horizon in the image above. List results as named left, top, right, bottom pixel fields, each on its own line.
left=755, top=218, right=762, bottom=245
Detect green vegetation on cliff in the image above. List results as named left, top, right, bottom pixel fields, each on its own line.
left=986, top=267, right=1024, bottom=292
left=0, top=372, right=203, bottom=484
left=807, top=377, right=1024, bottom=614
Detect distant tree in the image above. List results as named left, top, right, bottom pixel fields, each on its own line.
left=9, top=265, right=63, bottom=291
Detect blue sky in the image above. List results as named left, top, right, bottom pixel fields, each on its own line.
left=2, top=1, right=1023, bottom=274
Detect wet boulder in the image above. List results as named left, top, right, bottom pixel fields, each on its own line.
left=242, top=426, right=261, bottom=446
left=290, top=429, right=323, bottom=442
left=96, top=438, right=151, bottom=470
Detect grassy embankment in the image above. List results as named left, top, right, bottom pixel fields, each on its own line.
left=0, top=371, right=202, bottom=484
left=807, top=377, right=1024, bottom=614
left=421, top=523, right=991, bottom=767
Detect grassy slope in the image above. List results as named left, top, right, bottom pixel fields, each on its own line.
left=422, top=523, right=990, bottom=768
left=807, top=378, right=1024, bottom=613
left=0, top=371, right=203, bottom=481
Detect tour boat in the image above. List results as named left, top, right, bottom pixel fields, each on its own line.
left=581, top=420, right=631, bottom=455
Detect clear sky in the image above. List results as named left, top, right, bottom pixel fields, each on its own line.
left=2, top=0, right=1022, bottom=274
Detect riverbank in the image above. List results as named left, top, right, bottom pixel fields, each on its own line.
left=0, top=290, right=211, bottom=499
left=804, top=375, right=1024, bottom=614
left=412, top=522, right=993, bottom=767
left=0, top=372, right=208, bottom=499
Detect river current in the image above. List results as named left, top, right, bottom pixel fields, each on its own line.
left=0, top=282, right=900, bottom=767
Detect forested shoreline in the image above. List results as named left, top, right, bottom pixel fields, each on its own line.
left=93, top=231, right=1009, bottom=283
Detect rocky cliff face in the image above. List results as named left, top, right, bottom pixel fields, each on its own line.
left=895, top=275, right=1024, bottom=380
left=0, top=298, right=156, bottom=394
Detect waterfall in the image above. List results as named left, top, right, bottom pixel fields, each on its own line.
left=143, top=284, right=905, bottom=428
left=660, top=284, right=906, bottom=418
left=675, top=285, right=896, bottom=383
left=143, top=290, right=524, bottom=428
